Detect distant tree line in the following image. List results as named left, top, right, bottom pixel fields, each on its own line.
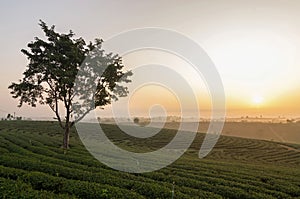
left=1, top=113, right=22, bottom=121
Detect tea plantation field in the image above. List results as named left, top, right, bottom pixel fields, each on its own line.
left=0, top=121, right=299, bottom=198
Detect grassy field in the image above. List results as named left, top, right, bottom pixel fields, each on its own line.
left=0, top=121, right=300, bottom=198
left=147, top=121, right=300, bottom=144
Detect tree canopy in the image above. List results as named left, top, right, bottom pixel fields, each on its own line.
left=9, top=20, right=132, bottom=149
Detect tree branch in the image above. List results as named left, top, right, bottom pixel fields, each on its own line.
left=54, top=91, right=64, bottom=129
left=73, top=107, right=94, bottom=124
left=45, top=79, right=64, bottom=129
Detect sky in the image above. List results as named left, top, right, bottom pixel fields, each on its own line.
left=1, top=0, right=300, bottom=119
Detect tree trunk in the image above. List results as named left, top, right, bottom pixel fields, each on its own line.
left=63, top=125, right=70, bottom=150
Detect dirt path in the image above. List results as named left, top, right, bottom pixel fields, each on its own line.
left=279, top=144, right=300, bottom=153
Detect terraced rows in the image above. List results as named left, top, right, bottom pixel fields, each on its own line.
left=0, top=121, right=300, bottom=198
left=199, top=134, right=300, bottom=166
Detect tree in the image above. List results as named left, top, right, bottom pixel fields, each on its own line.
left=6, top=114, right=13, bottom=120
left=133, top=117, right=139, bottom=124
left=9, top=20, right=132, bottom=149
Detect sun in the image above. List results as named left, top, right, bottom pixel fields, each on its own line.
left=252, top=95, right=264, bottom=105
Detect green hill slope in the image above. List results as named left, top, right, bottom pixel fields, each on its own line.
left=0, top=121, right=299, bottom=198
